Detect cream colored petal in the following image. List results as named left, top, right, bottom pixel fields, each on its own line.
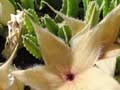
left=71, top=30, right=102, bottom=73
left=28, top=16, right=72, bottom=72
left=5, top=65, right=24, bottom=90
left=12, top=66, right=63, bottom=90
left=96, top=56, right=117, bottom=76
left=70, top=4, right=120, bottom=73
left=57, top=67, right=120, bottom=90
left=43, top=2, right=85, bottom=35
left=5, top=76, right=24, bottom=90
left=91, top=4, right=120, bottom=45
left=0, top=44, right=18, bottom=89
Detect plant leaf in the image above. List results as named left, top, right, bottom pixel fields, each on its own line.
left=66, top=0, right=80, bottom=17
left=27, top=9, right=40, bottom=24
left=43, top=15, right=59, bottom=35
left=103, top=0, right=111, bottom=17
left=57, top=25, right=72, bottom=43
left=22, top=34, right=41, bottom=59
left=24, top=15, right=34, bottom=33
left=59, top=0, right=67, bottom=15
left=42, top=2, right=85, bottom=35
left=96, top=0, right=103, bottom=7
left=21, top=0, right=35, bottom=9
left=40, top=0, right=61, bottom=10
left=85, top=1, right=100, bottom=27
left=82, top=0, right=90, bottom=13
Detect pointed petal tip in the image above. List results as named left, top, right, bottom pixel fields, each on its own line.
left=12, top=70, right=24, bottom=77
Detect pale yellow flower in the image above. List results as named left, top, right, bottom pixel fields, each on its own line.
left=12, top=4, right=120, bottom=90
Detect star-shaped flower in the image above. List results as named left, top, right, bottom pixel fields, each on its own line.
left=12, top=4, right=120, bottom=90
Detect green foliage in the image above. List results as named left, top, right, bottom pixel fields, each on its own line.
left=91, top=4, right=100, bottom=26
left=83, top=0, right=120, bottom=26
left=21, top=0, right=35, bottom=9
left=9, top=0, right=17, bottom=9
left=58, top=25, right=72, bottom=43
left=85, top=1, right=100, bottom=27
left=43, top=15, right=59, bottom=35
left=60, top=0, right=67, bottom=15
left=40, top=0, right=62, bottom=10
left=82, top=0, right=90, bottom=13
left=103, top=0, right=111, bottom=17
left=22, top=9, right=41, bottom=59
left=23, top=34, right=41, bottom=59
left=109, top=0, right=120, bottom=12
left=24, top=15, right=34, bottom=33
left=98, top=0, right=120, bottom=17
left=96, top=0, right=102, bottom=7
left=27, top=9, right=40, bottom=24
left=66, top=0, right=80, bottom=17
left=42, top=15, right=72, bottom=43
left=56, top=0, right=80, bottom=21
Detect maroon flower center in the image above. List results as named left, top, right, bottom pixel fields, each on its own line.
left=66, top=73, right=75, bottom=81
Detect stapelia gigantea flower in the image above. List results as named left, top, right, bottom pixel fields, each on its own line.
left=12, top=4, right=120, bottom=90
